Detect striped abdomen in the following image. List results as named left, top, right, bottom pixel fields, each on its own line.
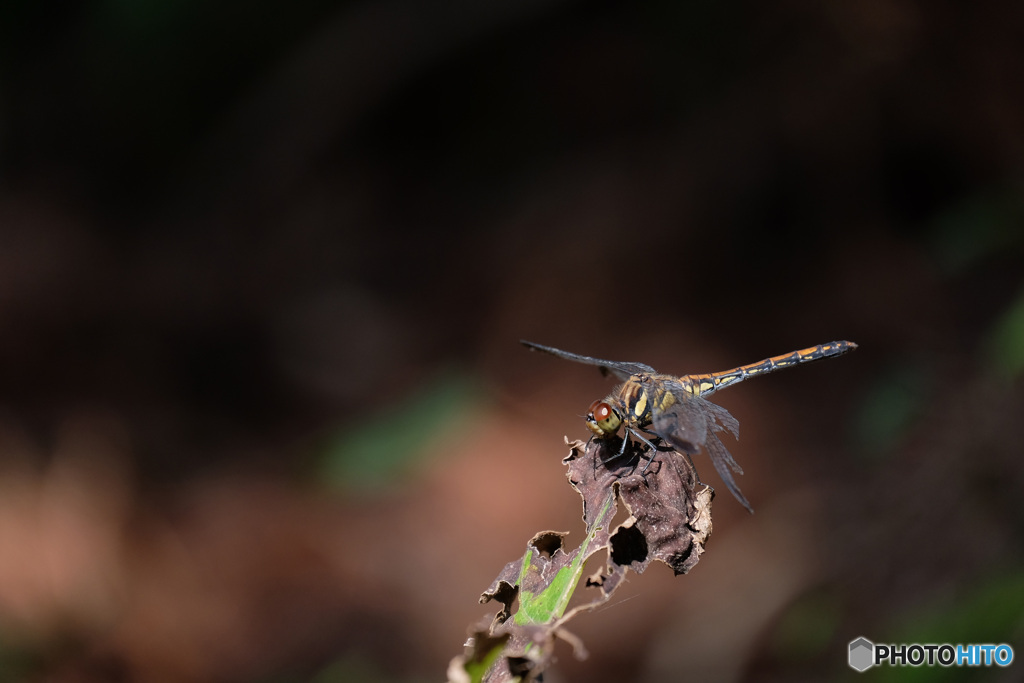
left=684, top=341, right=857, bottom=397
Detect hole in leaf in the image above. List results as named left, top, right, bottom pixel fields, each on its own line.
left=530, top=531, right=565, bottom=559
left=485, top=581, right=519, bottom=624
left=507, top=656, right=534, bottom=678
left=609, top=522, right=648, bottom=566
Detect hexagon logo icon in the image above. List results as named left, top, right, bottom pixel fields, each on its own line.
left=849, top=637, right=874, bottom=672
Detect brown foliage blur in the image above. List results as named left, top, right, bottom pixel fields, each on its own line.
left=1, top=1, right=1023, bottom=681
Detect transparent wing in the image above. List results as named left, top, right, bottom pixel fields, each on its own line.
left=703, top=426, right=753, bottom=513
left=702, top=398, right=739, bottom=441
left=520, top=341, right=656, bottom=381
left=650, top=386, right=709, bottom=454
left=652, top=383, right=751, bottom=513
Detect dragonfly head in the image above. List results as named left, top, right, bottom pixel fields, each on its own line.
left=586, top=399, right=622, bottom=438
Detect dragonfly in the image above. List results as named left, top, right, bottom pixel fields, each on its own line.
left=522, top=340, right=857, bottom=513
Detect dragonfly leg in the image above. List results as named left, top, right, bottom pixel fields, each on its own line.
left=616, top=431, right=630, bottom=460
left=589, top=438, right=618, bottom=475
left=585, top=435, right=600, bottom=476
left=627, top=429, right=664, bottom=474
left=646, top=433, right=703, bottom=484
left=596, top=433, right=632, bottom=469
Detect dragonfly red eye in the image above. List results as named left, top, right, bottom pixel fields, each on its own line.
left=589, top=400, right=613, bottom=421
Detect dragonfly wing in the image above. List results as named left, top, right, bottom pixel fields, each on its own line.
left=653, top=386, right=751, bottom=512
left=702, top=398, right=739, bottom=441
left=650, top=388, right=708, bottom=454
left=520, top=341, right=656, bottom=381
left=695, top=396, right=743, bottom=473
left=703, top=428, right=753, bottom=513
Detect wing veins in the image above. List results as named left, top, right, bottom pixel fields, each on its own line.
left=521, top=341, right=656, bottom=381
left=651, top=384, right=751, bottom=512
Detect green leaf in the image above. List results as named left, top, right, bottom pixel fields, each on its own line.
left=462, top=639, right=509, bottom=683
left=514, top=492, right=616, bottom=626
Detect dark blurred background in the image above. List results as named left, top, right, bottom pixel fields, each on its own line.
left=1, top=1, right=1023, bottom=681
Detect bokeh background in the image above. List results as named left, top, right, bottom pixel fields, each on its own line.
left=1, top=1, right=1023, bottom=681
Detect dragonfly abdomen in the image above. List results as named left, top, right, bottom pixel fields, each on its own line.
left=687, top=340, right=857, bottom=396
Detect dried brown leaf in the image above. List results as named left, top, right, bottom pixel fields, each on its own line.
left=452, top=437, right=713, bottom=682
